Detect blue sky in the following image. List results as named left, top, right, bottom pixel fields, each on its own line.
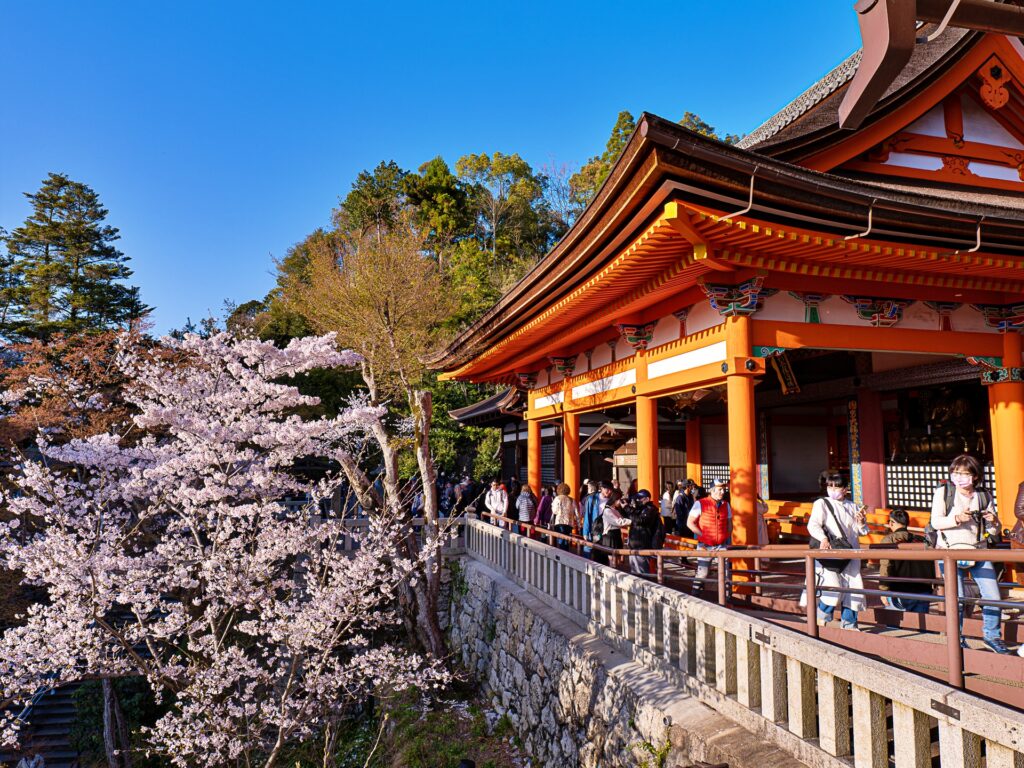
left=0, top=2, right=861, bottom=333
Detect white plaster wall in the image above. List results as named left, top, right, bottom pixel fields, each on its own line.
left=614, top=337, right=633, bottom=361
left=898, top=301, right=937, bottom=330
left=573, top=352, right=588, bottom=377
left=904, top=104, right=946, bottom=137
left=648, top=315, right=678, bottom=349
left=536, top=369, right=549, bottom=388
left=590, top=343, right=612, bottom=369
left=952, top=304, right=996, bottom=333
left=550, top=368, right=563, bottom=385
left=962, top=95, right=1023, bottom=147
left=686, top=301, right=724, bottom=334
left=971, top=162, right=1020, bottom=182
left=884, top=152, right=943, bottom=171
left=818, top=295, right=862, bottom=325
left=755, top=291, right=804, bottom=323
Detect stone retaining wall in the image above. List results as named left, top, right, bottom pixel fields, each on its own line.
left=449, top=559, right=806, bottom=768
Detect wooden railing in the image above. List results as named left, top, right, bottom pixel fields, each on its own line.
left=464, top=518, right=1024, bottom=768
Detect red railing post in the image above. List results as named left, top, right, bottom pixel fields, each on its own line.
left=943, top=553, right=964, bottom=689
left=805, top=554, right=818, bottom=638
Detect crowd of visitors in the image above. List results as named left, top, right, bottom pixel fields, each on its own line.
left=438, top=452, right=1024, bottom=656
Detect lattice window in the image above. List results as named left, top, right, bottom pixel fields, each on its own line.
left=885, top=463, right=997, bottom=511
left=541, top=443, right=557, bottom=485
left=702, top=464, right=729, bottom=488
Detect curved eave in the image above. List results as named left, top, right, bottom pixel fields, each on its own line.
left=432, top=113, right=1024, bottom=382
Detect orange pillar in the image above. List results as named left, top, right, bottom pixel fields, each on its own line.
left=726, top=316, right=759, bottom=549
left=686, top=417, right=702, bottom=485
left=527, top=419, right=542, bottom=499
left=989, top=331, right=1024, bottom=531
left=636, top=395, right=659, bottom=495
left=563, top=411, right=581, bottom=500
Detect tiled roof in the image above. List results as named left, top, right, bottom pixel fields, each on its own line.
left=737, top=50, right=861, bottom=149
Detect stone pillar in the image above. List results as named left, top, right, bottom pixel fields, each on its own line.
left=563, top=411, right=580, bottom=500
left=686, top=417, right=702, bottom=485
left=527, top=419, right=542, bottom=498
left=636, top=395, right=659, bottom=494
left=988, top=330, right=1024, bottom=530
left=726, top=315, right=759, bottom=549
left=858, top=389, right=886, bottom=509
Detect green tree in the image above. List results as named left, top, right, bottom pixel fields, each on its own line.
left=455, top=151, right=552, bottom=263
left=0, top=228, right=20, bottom=340
left=403, top=156, right=472, bottom=266
left=569, top=110, right=636, bottom=208
left=5, top=173, right=145, bottom=339
left=679, top=111, right=744, bottom=144
left=335, top=160, right=408, bottom=243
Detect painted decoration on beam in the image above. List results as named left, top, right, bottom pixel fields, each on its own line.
left=972, top=302, right=1024, bottom=332
left=788, top=292, right=827, bottom=324
left=841, top=296, right=914, bottom=327
left=981, top=366, right=1024, bottom=385
left=672, top=308, right=689, bottom=337
left=699, top=276, right=776, bottom=317
left=548, top=356, right=576, bottom=376
left=516, top=372, right=538, bottom=389
left=924, top=301, right=959, bottom=332
left=848, top=399, right=863, bottom=507
left=615, top=322, right=657, bottom=352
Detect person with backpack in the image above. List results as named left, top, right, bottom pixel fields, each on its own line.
left=930, top=453, right=1008, bottom=654
left=879, top=508, right=935, bottom=615
left=686, top=479, right=732, bottom=595
left=673, top=480, right=696, bottom=536
left=806, top=472, right=870, bottom=630
left=594, top=485, right=629, bottom=567
left=581, top=480, right=603, bottom=558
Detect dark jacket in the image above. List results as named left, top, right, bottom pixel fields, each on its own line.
left=879, top=528, right=934, bottom=594
left=627, top=501, right=662, bottom=549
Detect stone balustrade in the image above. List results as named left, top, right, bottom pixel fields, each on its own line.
left=465, top=518, right=1024, bottom=768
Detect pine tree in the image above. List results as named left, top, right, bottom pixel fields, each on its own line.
left=5, top=173, right=146, bottom=339
left=0, top=228, right=21, bottom=340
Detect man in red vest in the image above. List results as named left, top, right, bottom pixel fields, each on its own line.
left=686, top=479, right=731, bottom=596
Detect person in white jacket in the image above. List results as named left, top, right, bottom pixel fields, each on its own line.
left=805, top=472, right=869, bottom=630
left=484, top=480, right=508, bottom=526
left=930, top=453, right=1007, bottom=654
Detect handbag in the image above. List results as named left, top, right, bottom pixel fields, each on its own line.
left=809, top=499, right=854, bottom=572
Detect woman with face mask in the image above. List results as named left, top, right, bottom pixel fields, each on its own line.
left=930, top=454, right=1007, bottom=654
left=804, top=472, right=869, bottom=630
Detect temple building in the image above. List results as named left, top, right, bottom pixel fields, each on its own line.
left=437, top=24, right=1024, bottom=544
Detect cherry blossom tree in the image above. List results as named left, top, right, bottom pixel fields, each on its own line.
left=0, top=332, right=449, bottom=767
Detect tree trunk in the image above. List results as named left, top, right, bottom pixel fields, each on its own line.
left=411, top=389, right=446, bottom=657
left=102, top=679, right=132, bottom=768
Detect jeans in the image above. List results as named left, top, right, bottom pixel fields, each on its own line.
left=553, top=524, right=572, bottom=550
left=819, top=599, right=857, bottom=625
left=889, top=596, right=930, bottom=613
left=939, top=560, right=1002, bottom=641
